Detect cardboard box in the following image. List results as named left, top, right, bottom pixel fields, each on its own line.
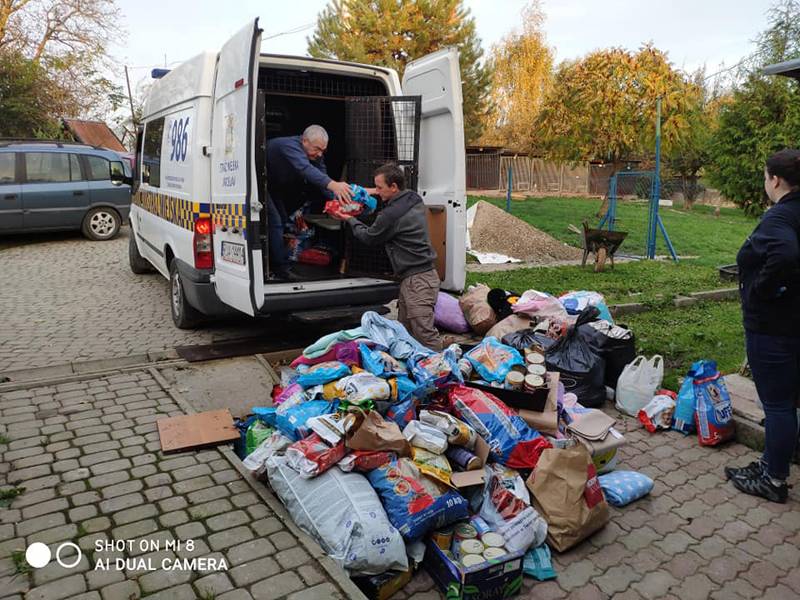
left=517, top=372, right=560, bottom=437
left=449, top=434, right=491, bottom=489
left=424, top=539, right=525, bottom=600
left=352, top=567, right=414, bottom=600
left=464, top=381, right=548, bottom=412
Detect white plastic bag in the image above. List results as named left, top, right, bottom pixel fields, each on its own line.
left=479, top=465, right=547, bottom=554
left=267, top=456, right=408, bottom=575
left=615, top=355, right=664, bottom=417
left=243, top=432, right=293, bottom=476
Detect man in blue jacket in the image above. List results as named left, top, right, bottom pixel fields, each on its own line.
left=266, top=125, right=352, bottom=279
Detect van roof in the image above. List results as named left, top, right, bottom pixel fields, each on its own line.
left=144, top=50, right=398, bottom=120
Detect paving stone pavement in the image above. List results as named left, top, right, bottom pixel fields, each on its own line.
left=0, top=228, right=290, bottom=374
left=0, top=370, right=353, bottom=600
left=397, top=410, right=800, bottom=600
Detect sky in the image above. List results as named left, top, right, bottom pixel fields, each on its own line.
left=112, top=0, right=774, bottom=93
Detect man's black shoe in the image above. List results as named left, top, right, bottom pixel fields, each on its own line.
left=730, top=471, right=789, bottom=504
left=725, top=460, right=763, bottom=481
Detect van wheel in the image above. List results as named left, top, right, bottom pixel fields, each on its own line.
left=169, top=261, right=201, bottom=329
left=82, top=207, right=121, bottom=240
left=129, top=233, right=153, bottom=274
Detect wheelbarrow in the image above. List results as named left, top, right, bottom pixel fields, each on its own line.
left=581, top=221, right=628, bottom=272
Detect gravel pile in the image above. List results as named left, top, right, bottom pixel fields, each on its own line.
left=469, top=201, right=583, bottom=264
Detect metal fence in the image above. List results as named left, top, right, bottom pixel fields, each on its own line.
left=468, top=154, right=591, bottom=194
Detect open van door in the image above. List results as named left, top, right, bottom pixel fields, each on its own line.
left=210, top=19, right=262, bottom=315
left=402, top=47, right=466, bottom=292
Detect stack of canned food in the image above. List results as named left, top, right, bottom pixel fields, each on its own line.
left=432, top=519, right=509, bottom=570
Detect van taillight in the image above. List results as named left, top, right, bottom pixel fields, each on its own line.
left=193, top=217, right=213, bottom=269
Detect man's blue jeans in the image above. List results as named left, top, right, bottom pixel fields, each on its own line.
left=267, top=196, right=287, bottom=274
left=746, top=329, right=800, bottom=480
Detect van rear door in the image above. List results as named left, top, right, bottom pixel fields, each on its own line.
left=210, top=18, right=262, bottom=315
left=402, top=48, right=466, bottom=292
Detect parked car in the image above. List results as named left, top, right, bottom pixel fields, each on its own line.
left=0, top=140, right=132, bottom=240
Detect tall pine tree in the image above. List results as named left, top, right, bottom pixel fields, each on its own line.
left=307, top=0, right=491, bottom=143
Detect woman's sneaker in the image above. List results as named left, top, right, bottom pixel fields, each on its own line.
left=731, top=471, right=789, bottom=504
left=724, top=461, right=764, bottom=481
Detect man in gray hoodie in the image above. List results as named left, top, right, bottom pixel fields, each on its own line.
left=333, top=163, right=442, bottom=351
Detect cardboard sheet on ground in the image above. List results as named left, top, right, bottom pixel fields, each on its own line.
left=158, top=409, right=240, bottom=452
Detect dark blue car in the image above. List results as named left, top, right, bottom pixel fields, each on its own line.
left=0, top=140, right=132, bottom=240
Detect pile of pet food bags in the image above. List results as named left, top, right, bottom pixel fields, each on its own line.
left=236, top=299, right=658, bottom=596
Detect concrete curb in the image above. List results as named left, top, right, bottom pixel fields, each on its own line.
left=147, top=366, right=368, bottom=600
left=609, top=287, right=738, bottom=316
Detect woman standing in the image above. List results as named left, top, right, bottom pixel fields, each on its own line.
left=725, top=149, right=800, bottom=503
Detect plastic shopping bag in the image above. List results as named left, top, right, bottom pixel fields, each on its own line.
left=615, top=355, right=664, bottom=416
left=465, top=337, right=524, bottom=383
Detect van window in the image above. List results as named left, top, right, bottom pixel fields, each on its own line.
left=86, top=155, right=110, bottom=181
left=142, top=118, right=164, bottom=187
left=69, top=154, right=84, bottom=181
left=25, top=152, right=70, bottom=183
left=0, top=153, right=14, bottom=184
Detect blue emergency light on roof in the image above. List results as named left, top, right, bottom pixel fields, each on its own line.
left=151, top=68, right=171, bottom=79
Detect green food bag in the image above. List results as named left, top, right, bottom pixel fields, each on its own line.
left=246, top=420, right=274, bottom=457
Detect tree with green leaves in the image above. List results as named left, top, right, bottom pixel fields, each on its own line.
left=307, top=0, right=492, bottom=143
left=0, top=50, right=65, bottom=137
left=536, top=45, right=698, bottom=167
left=706, top=0, right=800, bottom=214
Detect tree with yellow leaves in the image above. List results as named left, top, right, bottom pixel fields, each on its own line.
left=480, top=1, right=553, bottom=150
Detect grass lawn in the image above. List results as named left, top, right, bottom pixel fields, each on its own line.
left=464, top=196, right=753, bottom=383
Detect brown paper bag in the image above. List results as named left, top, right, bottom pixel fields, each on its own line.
left=518, top=372, right=560, bottom=436
left=345, top=410, right=411, bottom=456
left=526, top=445, right=609, bottom=552
left=485, top=314, right=533, bottom=340
left=459, top=284, right=497, bottom=335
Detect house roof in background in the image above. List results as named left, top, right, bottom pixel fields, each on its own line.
left=62, top=119, right=126, bottom=152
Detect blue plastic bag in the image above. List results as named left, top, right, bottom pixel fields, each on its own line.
left=360, top=343, right=407, bottom=378
left=598, top=470, right=654, bottom=507
left=275, top=400, right=338, bottom=441
left=252, top=406, right=277, bottom=427
left=465, top=337, right=524, bottom=383
left=559, top=290, right=614, bottom=324
left=385, top=396, right=417, bottom=429
left=409, top=347, right=462, bottom=389
left=672, top=363, right=700, bottom=434
left=523, top=545, right=557, bottom=581
left=351, top=184, right=377, bottom=214
left=295, top=361, right=351, bottom=387
left=366, top=457, right=468, bottom=540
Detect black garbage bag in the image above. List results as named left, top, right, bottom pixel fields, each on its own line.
left=501, top=329, right=557, bottom=352
left=545, top=307, right=606, bottom=407
left=582, top=320, right=636, bottom=387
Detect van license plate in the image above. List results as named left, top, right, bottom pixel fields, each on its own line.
left=221, top=242, right=245, bottom=265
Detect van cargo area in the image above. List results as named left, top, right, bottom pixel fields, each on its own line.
left=255, top=65, right=423, bottom=284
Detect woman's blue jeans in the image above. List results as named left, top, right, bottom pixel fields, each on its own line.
left=745, top=329, right=800, bottom=480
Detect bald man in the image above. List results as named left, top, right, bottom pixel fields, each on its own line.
left=265, top=125, right=352, bottom=280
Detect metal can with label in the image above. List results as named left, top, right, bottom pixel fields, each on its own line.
left=526, top=351, right=545, bottom=365
left=451, top=522, right=478, bottom=556
left=445, top=446, right=481, bottom=471
left=456, top=539, right=484, bottom=560
left=481, top=532, right=506, bottom=548
left=483, top=547, right=507, bottom=561
left=461, top=553, right=486, bottom=569
left=526, top=363, right=546, bottom=377
left=469, top=515, right=492, bottom=537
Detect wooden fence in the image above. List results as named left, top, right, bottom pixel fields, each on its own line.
left=468, top=154, right=594, bottom=194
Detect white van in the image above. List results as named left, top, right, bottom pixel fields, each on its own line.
left=129, top=18, right=466, bottom=328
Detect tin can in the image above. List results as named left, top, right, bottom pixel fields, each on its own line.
left=431, top=527, right=454, bottom=551
left=453, top=523, right=478, bottom=544
left=469, top=515, right=492, bottom=537
left=526, top=364, right=546, bottom=377
left=446, top=446, right=481, bottom=471
left=461, top=553, right=486, bottom=569
left=455, top=539, right=484, bottom=560
left=505, top=371, right=525, bottom=389
left=524, top=374, right=545, bottom=391
left=526, top=352, right=545, bottom=365
left=449, top=421, right=477, bottom=449
left=481, top=532, right=506, bottom=548
left=483, top=547, right=506, bottom=561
